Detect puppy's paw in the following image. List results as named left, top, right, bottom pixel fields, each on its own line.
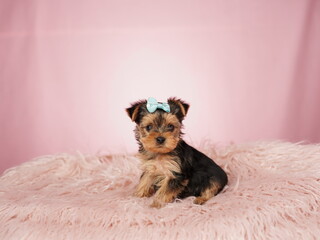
left=134, top=190, right=151, bottom=198
left=134, top=191, right=145, bottom=198
left=150, top=200, right=165, bottom=209
left=134, top=187, right=155, bottom=198
left=193, top=197, right=207, bottom=205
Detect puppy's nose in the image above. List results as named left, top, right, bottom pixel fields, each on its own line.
left=156, top=136, right=166, bottom=144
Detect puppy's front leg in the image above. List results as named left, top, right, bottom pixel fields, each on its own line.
left=150, top=177, right=185, bottom=208
left=135, top=172, right=156, bottom=198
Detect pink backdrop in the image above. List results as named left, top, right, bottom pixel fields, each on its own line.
left=1, top=0, right=320, bottom=173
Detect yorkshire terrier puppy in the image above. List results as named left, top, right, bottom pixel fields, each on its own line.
left=126, top=97, right=228, bottom=208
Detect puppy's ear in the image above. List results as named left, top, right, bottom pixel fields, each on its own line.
left=126, top=100, right=146, bottom=123
left=167, top=97, right=190, bottom=121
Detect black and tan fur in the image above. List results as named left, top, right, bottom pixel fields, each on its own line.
left=126, top=97, right=228, bottom=208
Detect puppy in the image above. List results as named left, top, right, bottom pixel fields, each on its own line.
left=126, top=97, right=228, bottom=208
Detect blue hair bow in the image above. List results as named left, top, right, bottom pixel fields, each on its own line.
left=146, top=97, right=170, bottom=113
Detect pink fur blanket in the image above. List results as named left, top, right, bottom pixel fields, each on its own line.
left=0, top=141, right=319, bottom=239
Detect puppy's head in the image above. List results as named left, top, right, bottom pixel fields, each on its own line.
left=126, top=97, right=189, bottom=154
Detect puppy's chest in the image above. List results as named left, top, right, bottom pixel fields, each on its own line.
left=141, top=155, right=181, bottom=177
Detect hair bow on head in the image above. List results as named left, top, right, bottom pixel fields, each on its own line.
left=146, top=97, right=170, bottom=113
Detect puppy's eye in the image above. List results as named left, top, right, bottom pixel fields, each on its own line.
left=167, top=124, right=175, bottom=131
left=146, top=125, right=153, bottom=131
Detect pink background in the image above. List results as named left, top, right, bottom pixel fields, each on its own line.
left=1, top=0, right=320, bottom=173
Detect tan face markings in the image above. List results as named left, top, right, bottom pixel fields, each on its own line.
left=138, top=112, right=181, bottom=153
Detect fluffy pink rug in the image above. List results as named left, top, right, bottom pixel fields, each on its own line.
left=0, top=141, right=319, bottom=239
